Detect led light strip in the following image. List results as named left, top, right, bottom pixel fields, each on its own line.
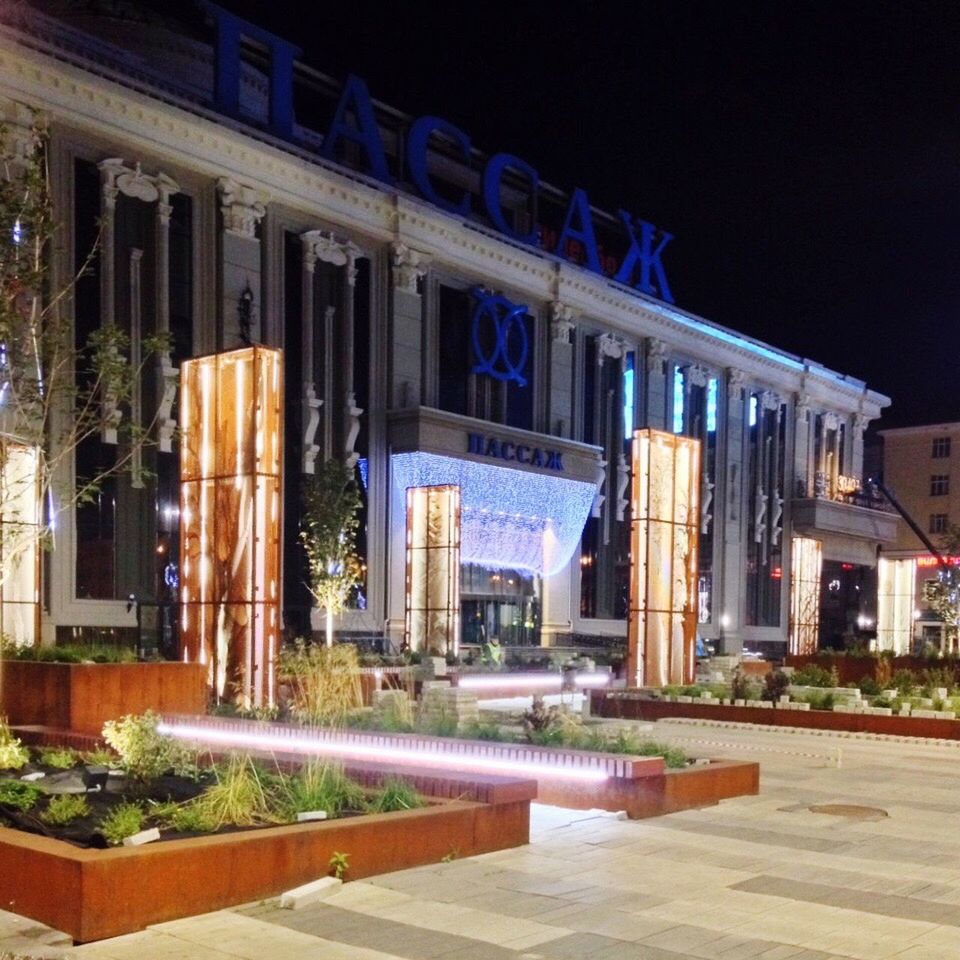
left=157, top=720, right=609, bottom=783
left=456, top=673, right=611, bottom=690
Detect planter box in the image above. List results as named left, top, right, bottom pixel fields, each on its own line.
left=594, top=692, right=960, bottom=740
left=785, top=653, right=960, bottom=686
left=1, top=661, right=207, bottom=736
left=0, top=769, right=534, bottom=943
left=536, top=758, right=759, bottom=819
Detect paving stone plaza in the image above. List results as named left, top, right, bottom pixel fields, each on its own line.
left=3, top=716, right=958, bottom=960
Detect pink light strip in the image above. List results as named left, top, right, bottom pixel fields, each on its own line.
left=456, top=673, right=612, bottom=690
left=157, top=720, right=609, bottom=783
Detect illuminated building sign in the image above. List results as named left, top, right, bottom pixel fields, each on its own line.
left=467, top=433, right=564, bottom=471
left=198, top=2, right=674, bottom=303
left=471, top=289, right=529, bottom=385
left=917, top=555, right=960, bottom=568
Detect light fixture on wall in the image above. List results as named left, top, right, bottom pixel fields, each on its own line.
left=237, top=280, right=255, bottom=345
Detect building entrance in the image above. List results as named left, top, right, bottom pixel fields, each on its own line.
left=461, top=565, right=540, bottom=647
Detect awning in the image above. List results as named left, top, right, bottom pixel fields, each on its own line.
left=391, top=451, right=597, bottom=576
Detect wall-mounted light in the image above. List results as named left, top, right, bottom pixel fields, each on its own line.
left=237, top=281, right=255, bottom=345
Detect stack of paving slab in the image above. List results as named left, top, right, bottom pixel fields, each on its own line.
left=419, top=681, right=480, bottom=730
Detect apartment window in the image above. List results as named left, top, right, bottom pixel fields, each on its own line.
left=933, top=437, right=951, bottom=459
left=930, top=514, right=949, bottom=534
left=931, top=475, right=950, bottom=496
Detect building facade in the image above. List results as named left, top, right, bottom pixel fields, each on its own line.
left=877, top=422, right=960, bottom=652
left=0, top=2, right=896, bottom=663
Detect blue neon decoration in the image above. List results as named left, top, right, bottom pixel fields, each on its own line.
left=706, top=377, right=718, bottom=433
left=356, top=457, right=369, bottom=491
left=749, top=394, right=758, bottom=427
left=407, top=116, right=472, bottom=217
left=392, top=451, right=596, bottom=576
left=470, top=289, right=529, bottom=386
left=623, top=354, right=635, bottom=440
left=672, top=367, right=685, bottom=434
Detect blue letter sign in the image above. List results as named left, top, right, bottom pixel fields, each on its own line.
left=407, top=116, right=472, bottom=216
left=470, top=289, right=529, bottom=386
left=613, top=212, right=675, bottom=303
left=554, top=188, right=602, bottom=274
left=322, top=74, right=393, bottom=184
left=482, top=153, right=539, bottom=245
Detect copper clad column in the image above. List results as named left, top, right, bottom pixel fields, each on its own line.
left=179, top=346, right=282, bottom=707
left=404, top=485, right=461, bottom=657
left=627, top=429, right=701, bottom=688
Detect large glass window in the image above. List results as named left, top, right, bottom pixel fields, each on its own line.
left=745, top=393, right=786, bottom=626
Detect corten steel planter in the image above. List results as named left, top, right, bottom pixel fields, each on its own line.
left=0, top=661, right=207, bottom=735
left=593, top=691, right=960, bottom=740
left=785, top=653, right=960, bottom=685
left=0, top=770, right=535, bottom=943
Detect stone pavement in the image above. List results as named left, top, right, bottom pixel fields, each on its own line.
left=8, top=718, right=960, bottom=959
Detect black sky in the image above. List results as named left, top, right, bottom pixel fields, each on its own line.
left=161, top=0, right=960, bottom=427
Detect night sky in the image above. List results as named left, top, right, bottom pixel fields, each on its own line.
left=155, top=0, right=960, bottom=427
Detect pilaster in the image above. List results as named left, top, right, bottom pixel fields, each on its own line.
left=217, top=176, right=266, bottom=349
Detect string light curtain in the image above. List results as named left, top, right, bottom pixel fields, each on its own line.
left=179, top=346, right=282, bottom=707
left=0, top=440, right=40, bottom=647
left=627, top=429, right=700, bottom=687
left=789, top=537, right=822, bottom=655
left=405, top=484, right=461, bottom=656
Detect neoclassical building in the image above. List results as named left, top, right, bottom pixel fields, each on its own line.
left=0, top=1, right=897, bottom=663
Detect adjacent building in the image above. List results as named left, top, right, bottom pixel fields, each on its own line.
left=0, top=1, right=898, bottom=668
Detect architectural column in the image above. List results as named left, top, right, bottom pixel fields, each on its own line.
left=548, top=302, right=576, bottom=438
left=299, top=236, right=322, bottom=474
left=793, top=394, right=812, bottom=496
left=155, top=178, right=179, bottom=453
left=851, top=413, right=869, bottom=481
left=389, top=243, right=431, bottom=409
left=644, top=338, right=667, bottom=430
left=98, top=161, right=120, bottom=444
left=217, top=177, right=266, bottom=350
left=719, top=369, right=746, bottom=654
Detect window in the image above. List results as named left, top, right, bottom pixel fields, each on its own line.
left=930, top=514, right=949, bottom=534
left=933, top=437, right=951, bottom=459
left=931, top=475, right=950, bottom=497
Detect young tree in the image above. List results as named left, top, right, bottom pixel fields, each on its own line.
left=0, top=118, right=166, bottom=645
left=299, top=459, right=363, bottom=648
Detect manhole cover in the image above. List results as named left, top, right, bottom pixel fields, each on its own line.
left=807, top=804, right=888, bottom=821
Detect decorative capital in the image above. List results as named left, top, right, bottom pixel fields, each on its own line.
left=646, top=338, right=667, bottom=371
left=727, top=368, right=747, bottom=391
left=303, top=230, right=362, bottom=284
left=0, top=100, right=42, bottom=167
left=823, top=411, right=841, bottom=432
left=549, top=301, right=576, bottom=344
left=795, top=393, right=812, bottom=422
left=218, top=177, right=267, bottom=239
left=597, top=332, right=627, bottom=363
left=391, top=242, right=431, bottom=294
left=101, top=158, right=180, bottom=210
left=853, top=412, right=870, bottom=435
left=686, top=364, right=709, bottom=388
left=760, top=389, right=781, bottom=411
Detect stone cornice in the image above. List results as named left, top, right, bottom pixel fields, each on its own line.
left=0, top=33, right=889, bottom=419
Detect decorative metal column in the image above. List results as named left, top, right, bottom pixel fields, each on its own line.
left=877, top=557, right=916, bottom=654
left=789, top=537, right=822, bottom=655
left=404, top=485, right=461, bottom=657
left=0, top=441, right=40, bottom=647
left=179, top=346, right=282, bottom=707
left=627, top=429, right=700, bottom=688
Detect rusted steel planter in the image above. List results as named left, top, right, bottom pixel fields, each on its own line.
left=593, top=690, right=960, bottom=740
left=0, top=661, right=207, bottom=735
left=0, top=770, right=534, bottom=943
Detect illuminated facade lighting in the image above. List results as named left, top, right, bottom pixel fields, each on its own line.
left=179, top=346, right=282, bottom=708
left=392, top=451, right=595, bottom=576
left=157, top=719, right=609, bottom=783
left=627, top=429, right=700, bottom=687
left=0, top=441, right=40, bottom=647
left=789, top=537, right=822, bottom=655
left=456, top=672, right=611, bottom=690
left=877, top=557, right=916, bottom=653
left=405, top=484, right=460, bottom=655
left=672, top=367, right=684, bottom=433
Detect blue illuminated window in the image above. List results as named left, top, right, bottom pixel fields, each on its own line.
left=672, top=367, right=684, bottom=434
left=749, top=394, right=758, bottom=427
left=706, top=377, right=718, bottom=433
left=623, top=353, right=635, bottom=440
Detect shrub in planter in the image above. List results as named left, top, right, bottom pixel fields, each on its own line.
left=102, top=711, right=196, bottom=782
left=0, top=779, right=42, bottom=811
left=858, top=676, right=882, bottom=697
left=277, top=759, right=365, bottom=820
left=38, top=747, right=78, bottom=769
left=762, top=671, right=790, bottom=702
left=99, top=803, right=143, bottom=845
left=891, top=669, right=916, bottom=696
left=189, top=753, right=281, bottom=828
left=369, top=777, right=424, bottom=813
left=792, top=664, right=839, bottom=688
left=0, top=718, right=28, bottom=771
left=42, top=795, right=90, bottom=826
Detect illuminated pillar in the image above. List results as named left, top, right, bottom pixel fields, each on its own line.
left=877, top=557, right=916, bottom=654
left=789, top=537, right=822, bottom=655
left=627, top=429, right=700, bottom=687
left=179, top=346, right=282, bottom=708
left=0, top=441, right=40, bottom=647
left=405, top=485, right=460, bottom=656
